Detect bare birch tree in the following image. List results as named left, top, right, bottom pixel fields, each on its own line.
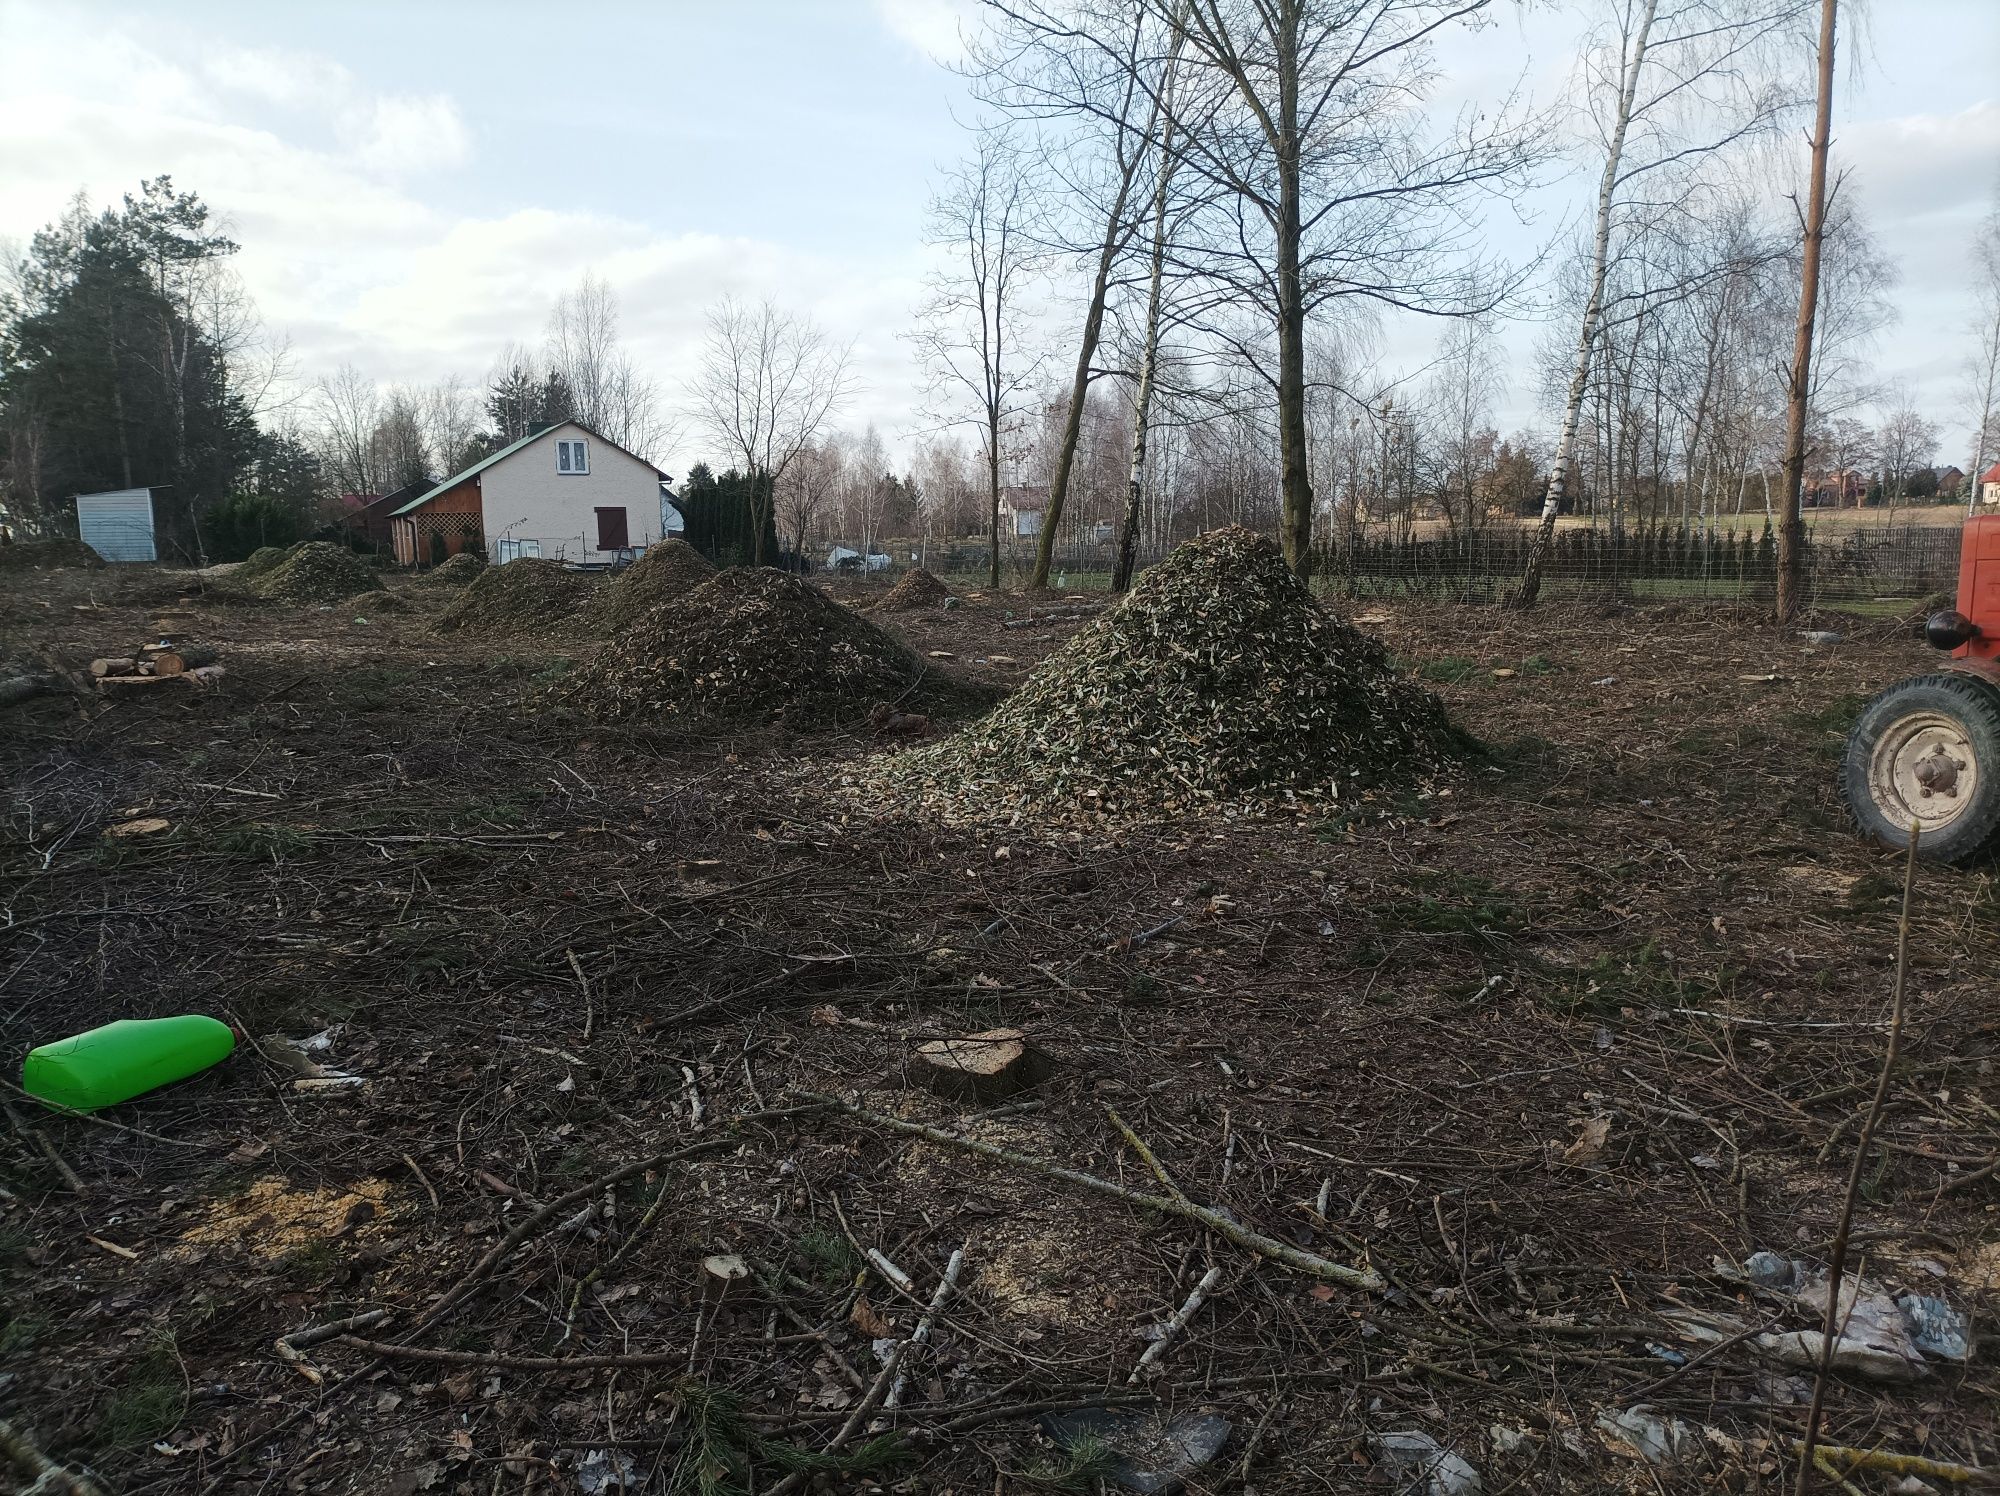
left=910, top=132, right=1046, bottom=587
left=690, top=296, right=857, bottom=566
left=547, top=272, right=673, bottom=458
left=969, top=0, right=1183, bottom=589
left=1516, top=0, right=1806, bottom=604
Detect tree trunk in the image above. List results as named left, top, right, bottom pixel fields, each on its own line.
left=1775, top=0, right=1838, bottom=623
left=1115, top=41, right=1184, bottom=597
left=987, top=420, right=1002, bottom=590
left=1274, top=4, right=1313, bottom=579
left=1515, top=0, right=1657, bottom=607
left=1031, top=178, right=1140, bottom=591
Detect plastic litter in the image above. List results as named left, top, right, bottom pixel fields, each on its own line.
left=1373, top=1430, right=1483, bottom=1496
left=1899, top=1294, right=1973, bottom=1361
left=1596, top=1407, right=1700, bottom=1467
left=22, top=1015, right=235, bottom=1112
left=1040, top=1406, right=1230, bottom=1494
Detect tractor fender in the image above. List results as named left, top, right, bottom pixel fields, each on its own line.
left=1943, top=658, right=2000, bottom=694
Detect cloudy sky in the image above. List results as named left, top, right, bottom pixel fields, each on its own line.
left=2, top=0, right=1995, bottom=473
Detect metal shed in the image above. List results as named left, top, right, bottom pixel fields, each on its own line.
left=76, top=488, right=157, bottom=562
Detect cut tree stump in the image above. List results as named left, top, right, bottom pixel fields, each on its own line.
left=911, top=1028, right=1052, bottom=1105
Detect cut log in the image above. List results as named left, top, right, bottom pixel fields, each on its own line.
left=89, top=657, right=138, bottom=678
left=96, top=673, right=178, bottom=692
left=911, top=1028, right=1052, bottom=1105
left=186, top=665, right=226, bottom=686
left=153, top=645, right=218, bottom=676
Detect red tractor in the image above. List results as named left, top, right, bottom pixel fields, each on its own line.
left=1845, top=515, right=2000, bottom=861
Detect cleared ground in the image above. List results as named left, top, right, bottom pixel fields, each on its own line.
left=1, top=562, right=1995, bottom=1495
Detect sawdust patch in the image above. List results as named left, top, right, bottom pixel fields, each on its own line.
left=971, top=1211, right=1113, bottom=1329
left=180, top=1175, right=399, bottom=1259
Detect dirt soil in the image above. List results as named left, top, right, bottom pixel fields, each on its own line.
left=2, top=564, right=1997, bottom=1496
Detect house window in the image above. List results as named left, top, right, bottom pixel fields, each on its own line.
left=595, top=508, right=629, bottom=551
left=557, top=438, right=589, bottom=474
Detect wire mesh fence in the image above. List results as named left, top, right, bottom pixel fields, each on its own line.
left=834, top=520, right=1963, bottom=609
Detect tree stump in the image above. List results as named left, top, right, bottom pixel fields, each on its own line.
left=911, top=1028, right=1052, bottom=1105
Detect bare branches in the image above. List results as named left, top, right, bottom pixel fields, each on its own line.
left=689, top=296, right=858, bottom=564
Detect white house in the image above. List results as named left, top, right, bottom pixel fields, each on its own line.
left=390, top=421, right=666, bottom=567
left=1980, top=461, right=2000, bottom=508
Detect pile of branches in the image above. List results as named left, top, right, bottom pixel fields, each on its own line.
left=250, top=542, right=376, bottom=604
left=0, top=538, right=103, bottom=571
left=550, top=568, right=993, bottom=729
left=884, top=526, right=1467, bottom=822
left=436, top=558, right=589, bottom=637
left=590, top=540, right=716, bottom=632
left=872, top=568, right=952, bottom=612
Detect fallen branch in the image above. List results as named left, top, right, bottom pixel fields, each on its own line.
left=810, top=1096, right=1383, bottom=1292
left=1129, top=1265, right=1224, bottom=1384
left=1792, top=1440, right=1992, bottom=1486
left=886, top=1247, right=965, bottom=1412
left=0, top=1415, right=110, bottom=1496
left=342, top=1337, right=693, bottom=1370
left=1794, top=821, right=1919, bottom=1496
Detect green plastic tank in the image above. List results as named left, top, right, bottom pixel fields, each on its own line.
left=21, top=1015, right=236, bottom=1111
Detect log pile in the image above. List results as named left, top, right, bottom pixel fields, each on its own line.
left=90, top=639, right=225, bottom=693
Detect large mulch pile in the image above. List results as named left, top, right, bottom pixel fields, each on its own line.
left=232, top=545, right=293, bottom=583
left=588, top=539, right=716, bottom=632
left=0, top=538, right=104, bottom=571
left=435, top=558, right=589, bottom=637
left=551, top=567, right=993, bottom=729
left=249, top=542, right=376, bottom=604
left=419, top=551, right=486, bottom=587
left=884, top=526, right=1467, bottom=822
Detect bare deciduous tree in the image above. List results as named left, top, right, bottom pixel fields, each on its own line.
left=1516, top=0, right=1806, bottom=604
left=910, top=132, right=1047, bottom=587
left=1964, top=182, right=2000, bottom=514
left=547, top=272, right=673, bottom=458
left=690, top=296, right=857, bottom=565
left=1141, top=0, right=1543, bottom=578
left=1775, top=0, right=1840, bottom=623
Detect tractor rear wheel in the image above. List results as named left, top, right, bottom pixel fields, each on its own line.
left=1844, top=673, right=2000, bottom=862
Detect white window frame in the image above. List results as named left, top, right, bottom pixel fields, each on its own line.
left=556, top=438, right=589, bottom=475
left=495, top=537, right=543, bottom=564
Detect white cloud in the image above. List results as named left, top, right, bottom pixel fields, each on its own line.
left=340, top=94, right=472, bottom=175
left=872, top=0, right=977, bottom=62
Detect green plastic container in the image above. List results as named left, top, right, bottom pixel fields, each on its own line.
left=21, top=1015, right=236, bottom=1112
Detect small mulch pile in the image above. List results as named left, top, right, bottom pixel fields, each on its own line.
left=589, top=540, right=716, bottom=632
left=250, top=542, right=377, bottom=604
left=882, top=526, right=1467, bottom=823
left=350, top=590, right=409, bottom=616
left=419, top=551, right=487, bottom=587
left=872, top=567, right=953, bottom=612
left=232, top=545, right=293, bottom=582
left=550, top=568, right=993, bottom=729
left=0, top=538, right=104, bottom=571
left=436, top=558, right=589, bottom=637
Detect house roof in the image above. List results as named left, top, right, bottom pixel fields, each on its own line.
left=999, top=485, right=1047, bottom=513
left=393, top=422, right=662, bottom=516
left=1982, top=461, right=2000, bottom=485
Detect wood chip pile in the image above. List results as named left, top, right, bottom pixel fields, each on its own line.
left=883, top=526, right=1467, bottom=822
left=550, top=567, right=993, bottom=729
left=232, top=544, right=292, bottom=583
left=588, top=539, right=716, bottom=632
left=418, top=551, right=486, bottom=586
left=350, top=589, right=408, bottom=615
left=0, top=538, right=104, bottom=571
left=435, top=558, right=588, bottom=637
left=249, top=542, right=377, bottom=604
left=872, top=567, right=953, bottom=612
